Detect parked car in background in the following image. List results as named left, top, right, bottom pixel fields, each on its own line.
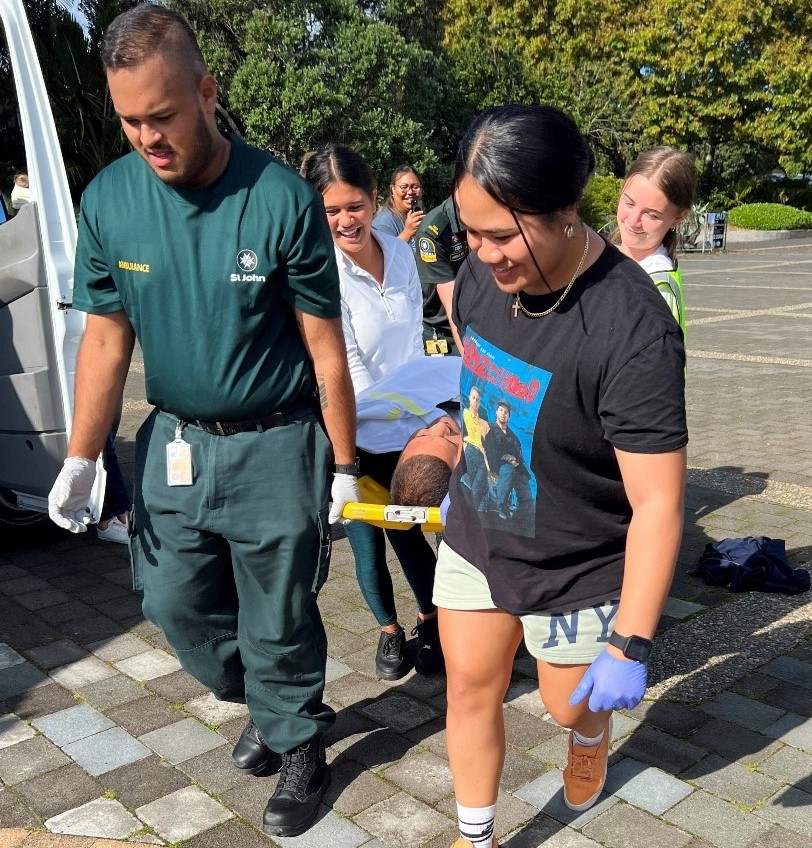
left=0, top=0, right=103, bottom=528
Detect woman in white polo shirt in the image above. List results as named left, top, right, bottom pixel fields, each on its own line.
left=303, top=145, right=443, bottom=681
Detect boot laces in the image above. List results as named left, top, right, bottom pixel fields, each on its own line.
left=278, top=743, right=312, bottom=789
left=381, top=631, right=402, bottom=658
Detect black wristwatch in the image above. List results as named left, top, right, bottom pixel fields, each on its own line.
left=608, top=631, right=653, bottom=663
left=335, top=457, right=360, bottom=476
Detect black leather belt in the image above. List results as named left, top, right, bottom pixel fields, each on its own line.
left=188, top=406, right=313, bottom=436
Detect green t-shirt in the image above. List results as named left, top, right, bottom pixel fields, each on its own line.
left=73, top=138, right=340, bottom=420
left=414, top=196, right=468, bottom=333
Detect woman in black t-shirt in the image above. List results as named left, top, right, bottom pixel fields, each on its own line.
left=436, top=106, right=687, bottom=848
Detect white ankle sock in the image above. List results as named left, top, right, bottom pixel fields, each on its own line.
left=573, top=728, right=605, bottom=747
left=457, top=802, right=495, bottom=847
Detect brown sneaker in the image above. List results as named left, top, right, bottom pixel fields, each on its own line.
left=450, top=840, right=498, bottom=848
left=563, top=716, right=612, bottom=811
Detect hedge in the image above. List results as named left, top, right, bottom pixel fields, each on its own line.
left=728, top=203, right=812, bottom=230
left=580, top=174, right=623, bottom=231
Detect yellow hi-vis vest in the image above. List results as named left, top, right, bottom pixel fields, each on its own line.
left=650, top=268, right=686, bottom=342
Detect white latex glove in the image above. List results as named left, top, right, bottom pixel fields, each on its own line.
left=48, top=457, right=97, bottom=533
left=329, top=472, right=360, bottom=524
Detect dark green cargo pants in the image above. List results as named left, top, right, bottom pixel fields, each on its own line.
left=131, top=409, right=335, bottom=751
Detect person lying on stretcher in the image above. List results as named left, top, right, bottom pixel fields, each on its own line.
left=343, top=415, right=461, bottom=528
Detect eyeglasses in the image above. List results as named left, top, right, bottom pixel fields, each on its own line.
left=396, top=184, right=421, bottom=193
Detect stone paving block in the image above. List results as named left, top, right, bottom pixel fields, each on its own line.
left=762, top=712, right=812, bottom=752
left=625, top=701, right=711, bottom=739
left=14, top=764, right=103, bottom=820
left=337, top=726, right=419, bottom=770
left=49, top=656, right=117, bottom=689
left=526, top=827, right=604, bottom=848
left=0, top=713, right=36, bottom=749
left=382, top=750, right=452, bottom=805
left=15, top=587, right=74, bottom=611
left=514, top=768, right=618, bottom=827
left=662, top=789, right=772, bottom=848
left=0, top=788, right=40, bottom=829
left=760, top=656, right=812, bottom=690
left=616, top=726, right=707, bottom=774
left=506, top=676, right=544, bottom=715
left=582, top=803, right=693, bottom=848
left=106, top=696, right=183, bottom=738
left=503, top=705, right=562, bottom=750
left=58, top=614, right=125, bottom=647
left=323, top=625, right=372, bottom=660
left=136, top=785, right=233, bottom=842
left=325, top=655, right=353, bottom=683
left=753, top=785, right=812, bottom=838
left=501, top=746, right=548, bottom=793
left=1, top=681, right=77, bottom=720
left=757, top=744, right=812, bottom=794
left=758, top=681, right=812, bottom=718
left=358, top=693, right=439, bottom=733
left=272, top=809, right=372, bottom=848
left=699, top=691, right=786, bottom=731
left=45, top=797, right=140, bottom=839
left=177, top=744, right=253, bottom=795
left=0, top=644, right=30, bottom=670
left=143, top=669, right=208, bottom=702
left=751, top=824, right=812, bottom=848
left=113, top=648, right=181, bottom=681
left=0, top=565, right=27, bottom=581
left=76, top=674, right=147, bottom=711
left=687, top=719, right=779, bottom=766
left=24, top=640, right=88, bottom=671
left=355, top=791, right=452, bottom=846
left=138, top=717, right=226, bottom=764
left=33, top=704, right=115, bottom=747
left=180, top=819, right=276, bottom=848
left=62, top=726, right=151, bottom=776
left=100, top=754, right=191, bottom=809
left=184, top=692, right=248, bottom=726
left=661, top=596, right=705, bottom=620
left=529, top=731, right=570, bottom=769
left=0, top=575, right=50, bottom=597
left=681, top=754, right=781, bottom=808
left=219, top=773, right=278, bottom=828
left=324, top=760, right=398, bottom=816
left=0, top=735, right=71, bottom=784
left=0, top=662, right=48, bottom=699
left=324, top=705, right=378, bottom=752
left=85, top=633, right=152, bottom=662
left=605, top=757, right=694, bottom=814
left=610, top=712, right=641, bottom=742
left=729, top=672, right=781, bottom=699
left=324, top=671, right=388, bottom=709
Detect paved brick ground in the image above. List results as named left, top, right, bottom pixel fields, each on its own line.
left=2, top=242, right=811, bottom=847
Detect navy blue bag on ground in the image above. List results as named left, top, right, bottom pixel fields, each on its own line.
left=692, top=536, right=810, bottom=594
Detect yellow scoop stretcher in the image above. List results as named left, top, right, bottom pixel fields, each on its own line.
left=342, top=475, right=444, bottom=532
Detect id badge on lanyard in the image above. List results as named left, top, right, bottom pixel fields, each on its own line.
left=166, top=422, right=193, bottom=486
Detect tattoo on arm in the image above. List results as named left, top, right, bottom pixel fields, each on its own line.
left=316, top=374, right=328, bottom=410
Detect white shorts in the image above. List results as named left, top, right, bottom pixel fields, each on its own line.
left=433, top=541, right=618, bottom=664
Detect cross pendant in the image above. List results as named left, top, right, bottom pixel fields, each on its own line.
left=512, top=297, right=520, bottom=318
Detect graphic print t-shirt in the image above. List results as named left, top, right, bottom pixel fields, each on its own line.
left=445, top=244, right=688, bottom=615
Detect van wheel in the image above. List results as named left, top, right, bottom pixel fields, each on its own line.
left=0, top=488, right=50, bottom=528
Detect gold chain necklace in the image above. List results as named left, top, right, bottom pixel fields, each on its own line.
left=512, top=225, right=590, bottom=319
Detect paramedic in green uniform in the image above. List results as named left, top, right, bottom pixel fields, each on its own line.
left=46, top=5, right=359, bottom=838
left=414, top=195, right=468, bottom=355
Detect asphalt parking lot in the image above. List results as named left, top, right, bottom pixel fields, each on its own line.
left=1, top=240, right=810, bottom=848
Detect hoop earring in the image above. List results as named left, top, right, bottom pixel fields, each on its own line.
left=563, top=223, right=574, bottom=240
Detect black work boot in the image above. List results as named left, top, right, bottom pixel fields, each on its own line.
left=262, top=734, right=331, bottom=837
left=232, top=718, right=281, bottom=776
left=413, top=616, right=445, bottom=676
left=375, top=627, right=409, bottom=680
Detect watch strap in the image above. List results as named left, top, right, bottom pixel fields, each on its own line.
left=335, top=458, right=360, bottom=476
left=608, top=630, right=653, bottom=662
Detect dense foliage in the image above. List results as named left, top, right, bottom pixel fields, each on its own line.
left=0, top=0, right=809, bottom=217
left=728, top=203, right=812, bottom=230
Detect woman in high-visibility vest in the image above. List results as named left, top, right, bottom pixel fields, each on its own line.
left=614, top=147, right=697, bottom=339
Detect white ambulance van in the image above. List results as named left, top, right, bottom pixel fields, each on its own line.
left=0, top=0, right=103, bottom=527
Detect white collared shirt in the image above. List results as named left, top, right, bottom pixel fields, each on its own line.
left=335, top=230, right=425, bottom=395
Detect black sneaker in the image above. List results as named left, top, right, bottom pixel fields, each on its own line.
left=262, top=734, right=331, bottom=837
left=413, top=617, right=445, bottom=676
left=375, top=627, right=409, bottom=680
left=232, top=718, right=281, bottom=776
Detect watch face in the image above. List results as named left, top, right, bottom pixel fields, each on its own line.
left=625, top=636, right=652, bottom=663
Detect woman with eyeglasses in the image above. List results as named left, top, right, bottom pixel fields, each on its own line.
left=373, top=163, right=425, bottom=252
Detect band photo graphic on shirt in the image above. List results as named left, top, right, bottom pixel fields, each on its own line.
left=459, top=328, right=551, bottom=537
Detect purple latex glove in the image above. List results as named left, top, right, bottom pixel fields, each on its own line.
left=440, top=493, right=451, bottom=525
left=569, top=649, right=648, bottom=712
